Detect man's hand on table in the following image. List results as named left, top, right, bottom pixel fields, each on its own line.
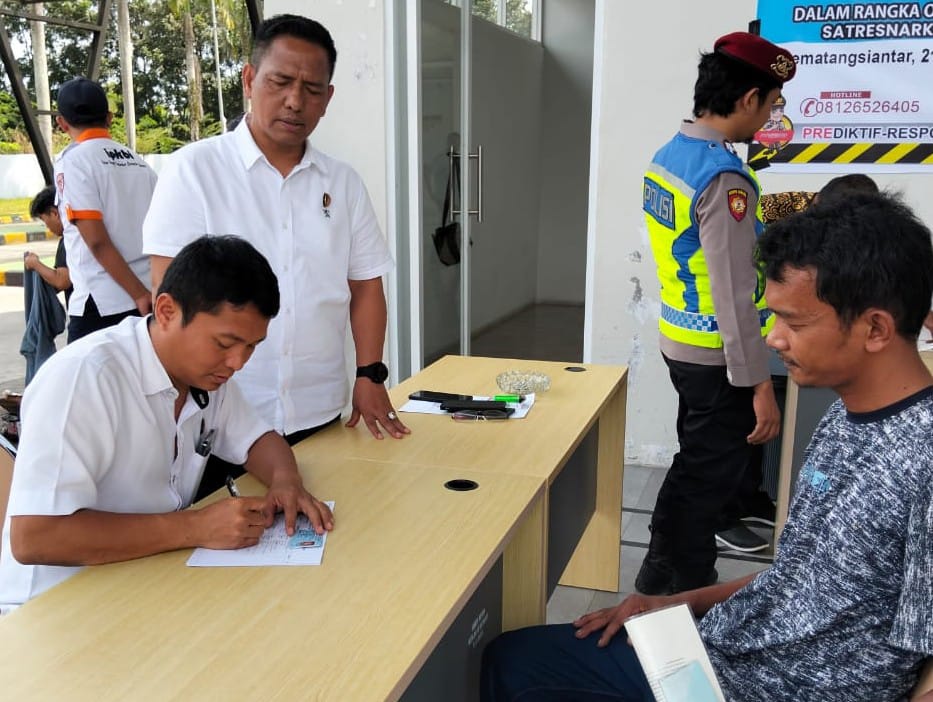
left=347, top=378, right=410, bottom=440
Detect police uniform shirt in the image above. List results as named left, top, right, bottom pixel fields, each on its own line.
left=0, top=317, right=271, bottom=612
left=142, top=119, right=394, bottom=434
left=55, top=129, right=157, bottom=317
left=658, top=122, right=771, bottom=388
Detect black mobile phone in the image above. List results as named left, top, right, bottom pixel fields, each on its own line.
left=408, top=390, right=474, bottom=403
left=440, top=399, right=508, bottom=412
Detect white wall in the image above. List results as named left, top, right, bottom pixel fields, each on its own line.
left=586, top=0, right=933, bottom=466
left=536, top=0, right=594, bottom=305
left=0, top=155, right=45, bottom=199
left=0, top=153, right=178, bottom=199
left=469, top=18, right=543, bottom=331
left=265, top=1, right=390, bottom=235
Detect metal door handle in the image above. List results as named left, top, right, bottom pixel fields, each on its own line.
left=449, top=145, right=483, bottom=222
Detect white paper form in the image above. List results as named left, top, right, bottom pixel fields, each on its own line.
left=399, top=394, right=536, bottom=419
left=625, top=604, right=726, bottom=702
left=186, top=502, right=335, bottom=567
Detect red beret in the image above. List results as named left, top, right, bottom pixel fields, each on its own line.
left=714, top=32, right=796, bottom=83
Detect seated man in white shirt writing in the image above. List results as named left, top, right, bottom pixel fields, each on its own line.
left=0, top=236, right=334, bottom=613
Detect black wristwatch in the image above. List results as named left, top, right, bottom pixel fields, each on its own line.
left=356, top=361, right=389, bottom=384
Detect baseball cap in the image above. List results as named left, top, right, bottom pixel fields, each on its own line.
left=714, top=32, right=797, bottom=84
left=57, top=77, right=110, bottom=125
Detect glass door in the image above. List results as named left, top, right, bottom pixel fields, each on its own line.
left=410, top=0, right=542, bottom=370
left=419, top=0, right=470, bottom=366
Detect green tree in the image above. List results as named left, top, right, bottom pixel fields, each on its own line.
left=471, top=0, right=533, bottom=38
left=0, top=0, right=251, bottom=152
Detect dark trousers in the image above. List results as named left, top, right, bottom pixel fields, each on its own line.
left=194, top=414, right=341, bottom=502
left=651, top=355, right=759, bottom=582
left=67, top=296, right=140, bottom=344
left=480, top=624, right=653, bottom=701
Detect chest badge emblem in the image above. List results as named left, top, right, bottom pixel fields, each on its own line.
left=323, top=192, right=332, bottom=219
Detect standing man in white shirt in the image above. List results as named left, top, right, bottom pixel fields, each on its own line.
left=55, top=77, right=157, bottom=342
left=143, top=15, right=407, bottom=498
left=0, top=236, right=333, bottom=614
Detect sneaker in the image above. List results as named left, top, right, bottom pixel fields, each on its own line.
left=634, top=530, right=674, bottom=596
left=740, top=493, right=776, bottom=528
left=635, top=558, right=672, bottom=596
left=716, top=523, right=770, bottom=552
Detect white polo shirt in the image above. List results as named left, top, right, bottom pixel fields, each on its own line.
left=142, top=120, right=394, bottom=433
left=0, top=317, right=270, bottom=612
left=55, top=129, right=157, bottom=316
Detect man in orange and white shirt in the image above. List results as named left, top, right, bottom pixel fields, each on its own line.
left=54, top=77, right=157, bottom=342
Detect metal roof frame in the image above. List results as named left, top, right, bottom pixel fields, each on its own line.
left=0, top=0, right=262, bottom=184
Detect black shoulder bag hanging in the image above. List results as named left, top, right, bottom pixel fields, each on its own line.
left=432, top=157, right=462, bottom=266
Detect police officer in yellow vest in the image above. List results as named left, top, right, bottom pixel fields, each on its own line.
left=638, top=32, right=796, bottom=594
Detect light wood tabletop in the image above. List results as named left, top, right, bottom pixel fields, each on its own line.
left=922, top=349, right=933, bottom=374
left=299, top=356, right=628, bottom=597
left=0, top=457, right=543, bottom=701
left=304, top=355, right=628, bottom=485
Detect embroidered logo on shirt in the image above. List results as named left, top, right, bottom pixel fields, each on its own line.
left=56, top=172, right=65, bottom=195
left=323, top=192, right=332, bottom=219
left=728, top=188, right=749, bottom=221
left=801, top=462, right=832, bottom=494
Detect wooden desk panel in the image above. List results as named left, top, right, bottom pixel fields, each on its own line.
left=0, top=459, right=543, bottom=701
left=307, top=356, right=627, bottom=485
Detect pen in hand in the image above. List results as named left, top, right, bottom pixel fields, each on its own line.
left=225, top=475, right=241, bottom=498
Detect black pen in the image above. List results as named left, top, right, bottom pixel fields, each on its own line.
left=225, top=475, right=241, bottom=498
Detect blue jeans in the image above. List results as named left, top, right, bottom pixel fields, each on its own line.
left=481, top=624, right=654, bottom=701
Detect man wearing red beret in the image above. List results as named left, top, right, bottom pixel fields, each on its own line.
left=633, top=31, right=797, bottom=594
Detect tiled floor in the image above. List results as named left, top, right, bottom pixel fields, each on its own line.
left=429, top=303, right=585, bottom=365
left=546, top=464, right=774, bottom=624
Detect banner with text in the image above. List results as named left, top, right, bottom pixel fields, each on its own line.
left=750, top=0, right=933, bottom=172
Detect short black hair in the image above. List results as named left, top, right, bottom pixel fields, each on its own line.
left=758, top=192, right=933, bottom=338
left=817, top=174, right=879, bottom=204
left=157, top=236, right=280, bottom=325
left=30, top=185, right=57, bottom=218
left=252, top=14, right=337, bottom=80
left=693, top=52, right=782, bottom=118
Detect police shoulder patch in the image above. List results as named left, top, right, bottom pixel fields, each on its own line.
left=728, top=188, right=748, bottom=222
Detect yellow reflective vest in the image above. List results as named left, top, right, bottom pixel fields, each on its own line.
left=643, top=134, right=772, bottom=349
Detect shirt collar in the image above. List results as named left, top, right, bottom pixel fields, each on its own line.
left=134, top=317, right=212, bottom=409
left=679, top=120, right=731, bottom=146
left=232, top=117, right=328, bottom=176
left=134, top=316, right=176, bottom=397
left=75, top=128, right=112, bottom=143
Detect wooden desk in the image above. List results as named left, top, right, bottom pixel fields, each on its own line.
left=0, top=458, right=543, bottom=701
left=923, top=349, right=933, bottom=374
left=301, top=356, right=628, bottom=616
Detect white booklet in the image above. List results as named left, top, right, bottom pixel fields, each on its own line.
left=625, top=603, right=726, bottom=702
left=186, top=502, right=335, bottom=567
